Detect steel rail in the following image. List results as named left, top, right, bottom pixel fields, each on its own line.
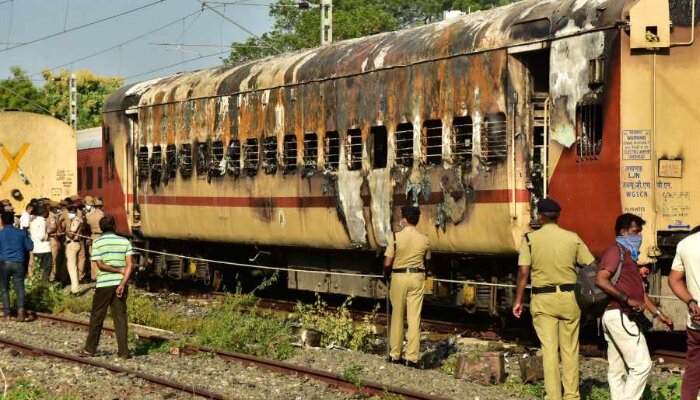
left=32, top=313, right=446, bottom=400
left=0, top=336, right=228, bottom=399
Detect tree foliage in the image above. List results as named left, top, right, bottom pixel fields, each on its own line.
left=0, top=68, right=122, bottom=129
left=225, top=0, right=513, bottom=65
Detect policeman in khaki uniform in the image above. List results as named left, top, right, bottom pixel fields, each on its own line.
left=85, top=197, right=104, bottom=280
left=384, top=205, right=431, bottom=368
left=513, top=199, right=595, bottom=400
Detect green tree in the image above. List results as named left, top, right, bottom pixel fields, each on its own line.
left=41, top=70, right=123, bottom=129
left=225, top=0, right=515, bottom=65
left=0, top=68, right=123, bottom=129
left=0, top=67, right=47, bottom=113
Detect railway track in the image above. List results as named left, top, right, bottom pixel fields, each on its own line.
left=25, top=312, right=447, bottom=400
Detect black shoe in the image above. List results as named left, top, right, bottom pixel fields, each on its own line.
left=386, top=356, right=404, bottom=365
left=405, top=360, right=420, bottom=369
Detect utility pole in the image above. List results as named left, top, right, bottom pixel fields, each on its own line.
left=69, top=73, right=77, bottom=130
left=320, top=0, right=332, bottom=46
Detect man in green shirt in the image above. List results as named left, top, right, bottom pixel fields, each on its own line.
left=78, top=215, right=134, bottom=359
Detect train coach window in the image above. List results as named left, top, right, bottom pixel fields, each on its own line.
left=452, top=116, right=473, bottom=164
left=395, top=123, right=413, bottom=167
left=576, top=103, right=603, bottom=159
left=150, top=146, right=163, bottom=188
left=262, top=137, right=278, bottom=175
left=370, top=126, right=388, bottom=169
left=423, top=120, right=443, bottom=165
left=97, top=167, right=103, bottom=189
left=195, top=142, right=210, bottom=177
left=244, top=138, right=260, bottom=177
left=325, top=131, right=340, bottom=171
left=483, top=113, right=507, bottom=164
left=303, top=133, right=318, bottom=175
left=107, top=150, right=115, bottom=181
left=86, top=167, right=94, bottom=190
left=346, top=129, right=363, bottom=171
left=227, top=140, right=241, bottom=177
left=77, top=167, right=82, bottom=191
left=180, top=143, right=193, bottom=179
left=283, top=135, right=297, bottom=174
left=165, top=144, right=177, bottom=182
left=210, top=140, right=225, bottom=178
left=138, top=146, right=150, bottom=182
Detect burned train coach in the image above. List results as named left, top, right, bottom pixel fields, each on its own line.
left=0, top=112, right=77, bottom=211
left=103, top=0, right=699, bottom=317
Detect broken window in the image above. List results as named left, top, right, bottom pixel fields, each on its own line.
left=370, top=126, right=388, bottom=169
left=97, top=167, right=103, bottom=189
left=283, top=135, right=297, bottom=174
left=395, top=123, right=413, bottom=167
left=482, top=114, right=508, bottom=164
left=244, top=138, right=259, bottom=177
left=150, top=145, right=162, bottom=189
left=209, top=140, right=225, bottom=181
left=423, top=120, right=443, bottom=165
left=227, top=140, right=241, bottom=177
left=195, top=141, right=209, bottom=177
left=165, top=144, right=177, bottom=183
left=325, top=131, right=340, bottom=171
left=346, top=129, right=363, bottom=171
left=180, top=143, right=193, bottom=179
left=77, top=167, right=82, bottom=191
left=303, top=133, right=318, bottom=176
left=262, top=137, right=278, bottom=175
left=452, top=116, right=473, bottom=164
left=138, top=146, right=150, bottom=182
left=576, top=103, right=603, bottom=160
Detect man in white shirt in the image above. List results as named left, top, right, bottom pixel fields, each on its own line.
left=19, top=202, right=34, bottom=230
left=29, top=206, right=53, bottom=282
left=669, top=227, right=700, bottom=400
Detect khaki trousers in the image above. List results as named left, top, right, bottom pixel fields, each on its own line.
left=65, top=242, right=81, bottom=293
left=531, top=289, right=581, bottom=400
left=601, top=309, right=652, bottom=400
left=77, top=240, right=86, bottom=280
left=389, top=272, right=425, bottom=363
left=50, top=237, right=61, bottom=281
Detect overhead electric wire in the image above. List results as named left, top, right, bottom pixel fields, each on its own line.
left=4, top=0, right=14, bottom=50
left=0, top=85, right=53, bottom=114
left=124, top=49, right=232, bottom=82
left=0, top=0, right=171, bottom=54
left=198, top=0, right=281, bottom=53
left=30, top=8, right=206, bottom=78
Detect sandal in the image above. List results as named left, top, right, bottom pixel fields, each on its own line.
left=76, top=349, right=95, bottom=357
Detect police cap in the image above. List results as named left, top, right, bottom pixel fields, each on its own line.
left=537, top=198, right=561, bottom=213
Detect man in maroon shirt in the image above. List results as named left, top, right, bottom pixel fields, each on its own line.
left=595, top=213, right=673, bottom=400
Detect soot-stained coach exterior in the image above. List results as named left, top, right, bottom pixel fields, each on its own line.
left=102, top=0, right=699, bottom=323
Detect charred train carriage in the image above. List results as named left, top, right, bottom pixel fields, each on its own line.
left=0, top=112, right=77, bottom=211
left=102, top=0, right=700, bottom=323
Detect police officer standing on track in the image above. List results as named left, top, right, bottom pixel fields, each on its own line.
left=384, top=205, right=431, bottom=369
left=513, top=198, right=595, bottom=400
left=85, top=197, right=104, bottom=281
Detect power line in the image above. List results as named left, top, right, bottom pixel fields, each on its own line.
left=124, top=49, right=232, bottom=82
left=0, top=85, right=53, bottom=114
left=0, top=0, right=171, bottom=54
left=198, top=0, right=281, bottom=53
left=30, top=8, right=206, bottom=78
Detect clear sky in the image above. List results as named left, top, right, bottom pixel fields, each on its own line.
left=0, top=0, right=275, bottom=84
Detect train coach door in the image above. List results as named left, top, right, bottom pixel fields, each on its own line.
left=125, top=108, right=140, bottom=228
left=508, top=46, right=551, bottom=226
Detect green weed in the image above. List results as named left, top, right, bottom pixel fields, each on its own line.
left=500, top=376, right=546, bottom=398
left=293, top=294, right=379, bottom=351
left=643, top=376, right=682, bottom=400
left=340, top=364, right=365, bottom=389
left=5, top=380, right=77, bottom=400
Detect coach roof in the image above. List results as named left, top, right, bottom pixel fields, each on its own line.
left=104, top=0, right=627, bottom=112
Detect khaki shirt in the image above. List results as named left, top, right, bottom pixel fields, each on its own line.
left=385, top=226, right=431, bottom=270
left=87, top=208, right=104, bottom=239
left=518, top=223, right=595, bottom=287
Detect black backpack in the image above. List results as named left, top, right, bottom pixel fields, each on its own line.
left=575, top=244, right=624, bottom=314
left=525, top=235, right=623, bottom=314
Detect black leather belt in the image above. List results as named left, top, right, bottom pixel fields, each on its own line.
left=392, top=267, right=425, bottom=274
left=532, top=284, right=575, bottom=294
